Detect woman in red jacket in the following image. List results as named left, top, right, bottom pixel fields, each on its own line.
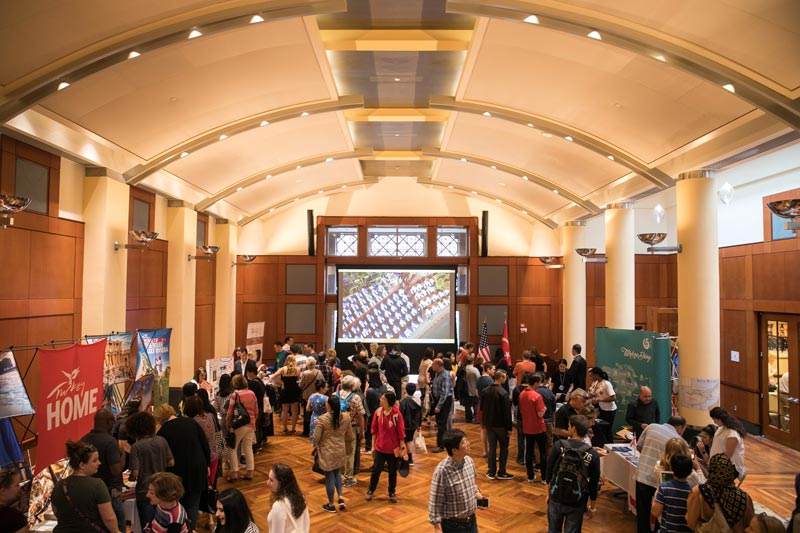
left=365, top=390, right=406, bottom=504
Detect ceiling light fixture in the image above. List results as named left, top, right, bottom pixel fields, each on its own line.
left=250, top=14, right=264, bottom=23
left=325, top=157, right=333, bottom=163
left=188, top=29, right=203, bottom=39
left=57, top=82, right=70, bottom=91
left=607, top=155, right=615, bottom=160
left=491, top=165, right=496, bottom=169
left=394, top=77, right=401, bottom=82
left=260, top=120, right=269, bottom=127
left=523, top=14, right=540, bottom=24
left=495, top=199, right=502, bottom=203
left=296, top=165, right=302, bottom=170
left=448, top=185, right=454, bottom=189
left=301, top=111, right=309, bottom=117
left=471, top=191, right=477, bottom=195
left=654, top=54, right=666, bottom=62
left=552, top=189, right=559, bottom=194
left=294, top=198, right=299, bottom=202
left=219, top=134, right=228, bottom=141
left=318, top=190, right=323, bottom=194
left=521, top=210, right=527, bottom=215
left=522, top=176, right=528, bottom=180
left=482, top=111, right=492, bottom=117
left=341, top=185, right=347, bottom=188
left=236, top=186, right=243, bottom=192
left=460, top=158, right=467, bottom=162
left=722, top=83, right=735, bottom=93
left=527, top=123, right=534, bottom=128
left=541, top=132, right=553, bottom=138
left=128, top=51, right=141, bottom=59
left=564, top=135, right=573, bottom=142
left=180, top=151, right=189, bottom=158
left=266, top=174, right=272, bottom=179
left=587, top=30, right=602, bottom=40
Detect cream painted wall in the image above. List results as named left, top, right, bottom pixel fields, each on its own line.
left=154, top=195, right=168, bottom=238
left=238, top=177, right=560, bottom=256
left=58, top=157, right=85, bottom=221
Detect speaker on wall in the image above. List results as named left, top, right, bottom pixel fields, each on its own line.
left=481, top=210, right=488, bottom=257
left=307, top=209, right=315, bottom=256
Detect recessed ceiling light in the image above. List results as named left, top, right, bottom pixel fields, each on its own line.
left=482, top=111, right=492, bottom=117
left=552, top=189, right=559, bottom=194
left=296, top=165, right=302, bottom=170
left=127, top=51, right=141, bottom=59
left=394, top=77, right=401, bottom=82
left=448, top=185, right=454, bottom=189
left=607, top=155, right=615, bottom=160
left=269, top=208, right=274, bottom=213
left=57, top=81, right=70, bottom=91
left=460, top=158, right=467, bottom=162
left=180, top=151, right=189, bottom=158
left=527, top=123, right=534, bottom=128
left=523, top=14, right=540, bottom=24
left=294, top=198, right=299, bottom=202
left=325, top=157, right=333, bottom=163
left=265, top=174, right=272, bottom=179
left=301, top=111, right=309, bottom=117
left=522, top=210, right=527, bottom=214
left=495, top=198, right=502, bottom=203
left=654, top=54, right=666, bottom=62
left=587, top=30, right=602, bottom=40
left=250, top=14, right=265, bottom=23
left=570, top=201, right=577, bottom=207
left=564, top=135, right=573, bottom=142
left=541, top=132, right=553, bottom=138
left=236, top=186, right=243, bottom=192
left=722, top=83, right=735, bottom=93
left=522, top=175, right=528, bottom=181
left=341, top=185, right=347, bottom=188
left=219, top=134, right=228, bottom=141
left=491, top=165, right=496, bottom=169
left=188, top=29, right=203, bottom=39
left=471, top=191, right=477, bottom=195
left=260, top=120, right=269, bottom=127
left=318, top=190, right=323, bottom=194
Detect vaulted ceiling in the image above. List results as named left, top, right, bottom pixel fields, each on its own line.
left=1, top=0, right=798, bottom=227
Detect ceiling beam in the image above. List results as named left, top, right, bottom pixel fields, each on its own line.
left=423, top=147, right=601, bottom=215
left=343, top=108, right=450, bottom=122
left=320, top=29, right=472, bottom=51
left=430, top=95, right=674, bottom=189
left=0, top=1, right=348, bottom=124
left=125, top=96, right=364, bottom=186
left=195, top=148, right=373, bottom=212
left=446, top=0, right=800, bottom=131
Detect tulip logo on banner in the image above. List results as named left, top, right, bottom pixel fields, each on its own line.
left=36, top=340, right=105, bottom=473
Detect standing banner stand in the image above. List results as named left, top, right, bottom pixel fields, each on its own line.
left=130, top=328, right=172, bottom=408
left=206, top=356, right=234, bottom=401
left=86, top=333, right=134, bottom=413
left=595, top=328, right=672, bottom=434
left=246, top=321, right=265, bottom=357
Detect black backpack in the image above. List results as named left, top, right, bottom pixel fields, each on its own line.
left=454, top=365, right=467, bottom=402
left=549, top=439, right=592, bottom=506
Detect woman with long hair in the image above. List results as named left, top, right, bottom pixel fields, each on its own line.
left=686, top=453, right=754, bottom=531
left=0, top=468, right=27, bottom=533
left=551, top=359, right=573, bottom=403
left=274, top=355, right=301, bottom=433
left=365, top=390, right=406, bottom=504
left=214, top=488, right=259, bottom=533
left=267, top=464, right=310, bottom=533
left=226, top=374, right=258, bottom=481
left=654, top=437, right=706, bottom=486
left=418, top=347, right=435, bottom=421
left=587, top=366, right=617, bottom=446
left=194, top=367, right=213, bottom=395
left=307, top=379, right=329, bottom=446
left=692, top=423, right=717, bottom=475
left=709, top=406, right=747, bottom=480
left=50, top=441, right=121, bottom=533
left=313, top=395, right=354, bottom=512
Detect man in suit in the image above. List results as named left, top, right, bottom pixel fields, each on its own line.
left=567, top=344, right=586, bottom=392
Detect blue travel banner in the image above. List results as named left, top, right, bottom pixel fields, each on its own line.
left=595, top=328, right=672, bottom=433
left=134, top=328, right=172, bottom=407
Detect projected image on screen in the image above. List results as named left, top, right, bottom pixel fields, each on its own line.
left=338, top=269, right=455, bottom=343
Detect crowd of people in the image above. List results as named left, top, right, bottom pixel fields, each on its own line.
left=2, top=339, right=799, bottom=533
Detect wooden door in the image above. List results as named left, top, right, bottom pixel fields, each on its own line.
left=761, top=314, right=800, bottom=449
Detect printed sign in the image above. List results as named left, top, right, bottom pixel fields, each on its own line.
left=0, top=350, right=35, bottom=419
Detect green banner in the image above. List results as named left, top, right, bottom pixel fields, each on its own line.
left=595, top=328, right=672, bottom=434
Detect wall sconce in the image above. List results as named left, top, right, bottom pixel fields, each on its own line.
left=232, top=255, right=256, bottom=266
left=767, top=200, right=800, bottom=234
left=575, top=248, right=607, bottom=263
left=189, top=245, right=220, bottom=261
left=115, top=230, right=159, bottom=250
left=539, top=256, right=564, bottom=269
left=637, top=233, right=682, bottom=253
left=0, top=194, right=31, bottom=228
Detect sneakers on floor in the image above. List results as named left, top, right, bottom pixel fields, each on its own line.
left=388, top=493, right=398, bottom=504
left=338, top=498, right=346, bottom=511
left=365, top=491, right=374, bottom=501
left=343, top=478, right=357, bottom=487
left=496, top=473, right=514, bottom=480
left=322, top=503, right=337, bottom=513
left=527, top=477, right=536, bottom=483
left=485, top=473, right=496, bottom=480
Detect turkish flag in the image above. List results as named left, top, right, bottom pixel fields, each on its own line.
left=501, top=321, right=511, bottom=366
left=36, top=341, right=106, bottom=473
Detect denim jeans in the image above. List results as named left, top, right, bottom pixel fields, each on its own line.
left=368, top=451, right=398, bottom=495
left=324, top=468, right=343, bottom=504
left=547, top=500, right=585, bottom=533
left=441, top=515, right=478, bottom=533
left=486, top=426, right=509, bottom=476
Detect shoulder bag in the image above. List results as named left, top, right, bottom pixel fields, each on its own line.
left=62, top=479, right=109, bottom=532
left=282, top=500, right=303, bottom=533
left=230, top=392, right=251, bottom=429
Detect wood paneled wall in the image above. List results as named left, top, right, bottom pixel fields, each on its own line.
left=195, top=250, right=216, bottom=368
left=125, top=239, right=168, bottom=331
left=720, top=237, right=800, bottom=425
left=0, top=136, right=82, bottom=449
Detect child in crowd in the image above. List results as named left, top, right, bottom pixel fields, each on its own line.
left=652, top=454, right=694, bottom=533
left=146, top=472, right=189, bottom=533
left=399, top=383, right=422, bottom=465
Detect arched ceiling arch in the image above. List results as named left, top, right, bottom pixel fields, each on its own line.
left=2, top=0, right=797, bottom=229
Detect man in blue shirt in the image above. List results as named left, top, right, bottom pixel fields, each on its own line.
left=430, top=358, right=454, bottom=453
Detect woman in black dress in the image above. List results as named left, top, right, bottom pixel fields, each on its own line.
left=274, top=355, right=301, bottom=433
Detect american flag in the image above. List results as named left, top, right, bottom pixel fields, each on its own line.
left=477, top=320, right=491, bottom=363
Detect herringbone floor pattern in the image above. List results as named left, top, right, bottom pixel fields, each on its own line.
left=216, top=413, right=800, bottom=532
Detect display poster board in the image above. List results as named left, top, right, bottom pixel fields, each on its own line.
left=86, top=333, right=134, bottom=413
left=0, top=350, right=35, bottom=419
left=246, top=321, right=265, bottom=356
left=595, top=328, right=672, bottom=433
left=132, top=328, right=172, bottom=407
left=206, top=356, right=234, bottom=400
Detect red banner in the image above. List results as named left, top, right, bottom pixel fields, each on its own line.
left=36, top=341, right=106, bottom=473
left=501, top=321, right=511, bottom=366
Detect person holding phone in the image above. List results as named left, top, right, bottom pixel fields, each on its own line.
left=428, top=429, right=486, bottom=532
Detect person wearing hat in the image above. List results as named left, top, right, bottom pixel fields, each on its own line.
left=554, top=388, right=588, bottom=439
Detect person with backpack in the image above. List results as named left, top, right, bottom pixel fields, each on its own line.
left=546, top=414, right=601, bottom=533
left=336, top=375, right=365, bottom=488
left=399, top=383, right=422, bottom=465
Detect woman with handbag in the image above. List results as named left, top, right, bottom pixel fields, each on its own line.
left=686, top=453, right=755, bottom=532
left=313, top=395, right=354, bottom=513
left=365, top=390, right=406, bottom=504
left=51, top=440, right=121, bottom=533
left=273, top=355, right=302, bottom=434
left=267, top=464, right=310, bottom=533
left=185, top=396, right=219, bottom=529
left=226, top=375, right=258, bottom=481
left=299, top=359, right=324, bottom=437
left=307, top=380, right=329, bottom=446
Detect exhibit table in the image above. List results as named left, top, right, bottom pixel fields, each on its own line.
left=603, top=443, right=638, bottom=514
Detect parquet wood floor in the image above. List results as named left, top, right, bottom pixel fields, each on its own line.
left=217, top=413, right=800, bottom=532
